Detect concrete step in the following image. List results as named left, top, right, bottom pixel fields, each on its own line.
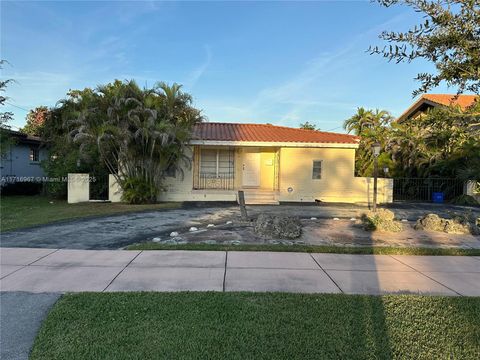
left=241, top=191, right=279, bottom=205
left=245, top=199, right=279, bottom=205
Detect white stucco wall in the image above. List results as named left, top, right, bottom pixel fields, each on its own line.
left=108, top=174, right=123, bottom=203
left=67, top=173, right=90, bottom=204
left=153, top=145, right=393, bottom=204
left=277, top=147, right=393, bottom=204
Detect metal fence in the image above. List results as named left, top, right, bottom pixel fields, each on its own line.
left=195, top=173, right=235, bottom=190
left=392, top=178, right=464, bottom=202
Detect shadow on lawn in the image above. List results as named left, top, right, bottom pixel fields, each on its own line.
left=337, top=227, right=393, bottom=358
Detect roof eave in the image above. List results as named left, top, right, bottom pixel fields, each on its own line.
left=189, top=140, right=359, bottom=149
left=396, top=98, right=441, bottom=123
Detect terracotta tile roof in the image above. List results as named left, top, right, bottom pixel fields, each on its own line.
left=421, top=94, right=478, bottom=109
left=397, top=94, right=479, bottom=122
left=192, top=122, right=359, bottom=144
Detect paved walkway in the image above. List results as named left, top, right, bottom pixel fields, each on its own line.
left=1, top=248, right=479, bottom=296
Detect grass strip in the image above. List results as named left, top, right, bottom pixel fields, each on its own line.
left=126, top=242, right=480, bottom=256
left=31, top=292, right=480, bottom=360
left=0, top=195, right=179, bottom=231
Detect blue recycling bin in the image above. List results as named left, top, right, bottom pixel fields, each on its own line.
left=432, top=192, right=444, bottom=203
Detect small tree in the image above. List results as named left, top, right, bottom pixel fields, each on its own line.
left=299, top=121, right=318, bottom=130
left=22, top=106, right=49, bottom=135
left=40, top=98, right=107, bottom=198
left=0, top=60, right=15, bottom=157
left=370, top=0, right=480, bottom=96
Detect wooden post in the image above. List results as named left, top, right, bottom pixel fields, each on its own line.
left=238, top=190, right=248, bottom=221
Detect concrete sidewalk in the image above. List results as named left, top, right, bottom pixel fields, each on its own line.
left=1, top=248, right=479, bottom=296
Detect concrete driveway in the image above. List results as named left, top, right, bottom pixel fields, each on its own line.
left=1, top=247, right=480, bottom=296
left=0, top=292, right=60, bottom=360
left=1, top=203, right=478, bottom=250
left=0, top=205, right=239, bottom=249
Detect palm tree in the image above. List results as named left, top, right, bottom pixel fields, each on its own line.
left=69, top=80, right=203, bottom=203
left=386, top=122, right=428, bottom=177
left=344, top=108, right=392, bottom=135
left=344, top=108, right=393, bottom=176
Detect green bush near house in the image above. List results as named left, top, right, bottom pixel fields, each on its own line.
left=120, top=176, right=159, bottom=204
left=450, top=194, right=479, bottom=207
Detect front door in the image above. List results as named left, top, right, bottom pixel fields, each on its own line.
left=242, top=151, right=260, bottom=187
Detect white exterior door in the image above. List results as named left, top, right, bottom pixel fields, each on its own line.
left=242, top=151, right=261, bottom=187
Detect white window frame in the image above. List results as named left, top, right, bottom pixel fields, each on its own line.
left=200, top=148, right=234, bottom=178
left=29, top=147, right=40, bottom=163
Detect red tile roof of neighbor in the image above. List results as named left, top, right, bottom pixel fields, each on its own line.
left=192, top=122, right=359, bottom=144
left=397, top=94, right=479, bottom=122
left=421, top=94, right=478, bottom=109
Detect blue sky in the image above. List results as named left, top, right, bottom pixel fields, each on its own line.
left=2, top=0, right=451, bottom=132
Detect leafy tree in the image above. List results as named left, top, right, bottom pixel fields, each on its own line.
left=343, top=108, right=394, bottom=176
left=346, top=102, right=480, bottom=182
left=385, top=121, right=428, bottom=177
left=40, top=96, right=107, bottom=198
left=22, top=106, right=49, bottom=135
left=395, top=101, right=480, bottom=179
left=299, top=121, right=318, bottom=130
left=0, top=60, right=16, bottom=156
left=370, top=0, right=480, bottom=96
left=66, top=80, right=203, bottom=203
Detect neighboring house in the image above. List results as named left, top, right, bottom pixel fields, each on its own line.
left=0, top=130, right=47, bottom=180
left=146, top=122, right=392, bottom=204
left=397, top=94, right=478, bottom=123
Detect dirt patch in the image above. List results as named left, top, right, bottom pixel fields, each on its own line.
left=254, top=214, right=302, bottom=239
left=301, top=219, right=480, bottom=248
left=141, top=217, right=480, bottom=249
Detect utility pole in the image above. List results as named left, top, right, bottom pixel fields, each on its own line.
left=372, top=143, right=381, bottom=212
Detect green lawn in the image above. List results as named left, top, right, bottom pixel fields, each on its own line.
left=127, top=242, right=480, bottom=256
left=31, top=293, right=480, bottom=360
left=0, top=196, right=179, bottom=231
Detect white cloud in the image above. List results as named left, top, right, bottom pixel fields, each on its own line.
left=185, top=45, right=212, bottom=90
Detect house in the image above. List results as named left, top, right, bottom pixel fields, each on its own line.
left=397, top=94, right=478, bottom=123
left=0, top=129, right=47, bottom=181
left=131, top=122, right=392, bottom=205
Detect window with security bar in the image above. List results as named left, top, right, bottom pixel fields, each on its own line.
left=196, top=148, right=235, bottom=190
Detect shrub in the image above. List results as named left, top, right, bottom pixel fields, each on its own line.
left=361, top=209, right=403, bottom=232
left=450, top=194, right=479, bottom=207
left=120, top=177, right=158, bottom=204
